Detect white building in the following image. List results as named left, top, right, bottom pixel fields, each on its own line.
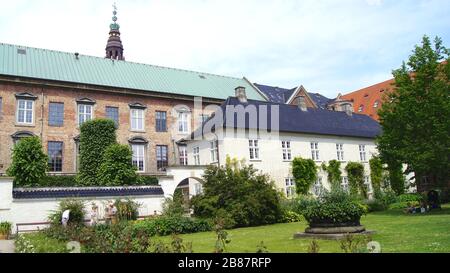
left=181, top=87, right=382, bottom=198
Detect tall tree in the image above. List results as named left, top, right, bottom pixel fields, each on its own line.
left=377, top=36, right=450, bottom=192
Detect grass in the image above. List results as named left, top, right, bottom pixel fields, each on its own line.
left=160, top=204, right=450, bottom=253
left=18, top=205, right=450, bottom=253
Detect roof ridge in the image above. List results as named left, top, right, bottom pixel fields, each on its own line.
left=0, top=42, right=244, bottom=81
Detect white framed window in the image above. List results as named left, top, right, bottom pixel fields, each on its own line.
left=311, top=142, right=320, bottom=161
left=179, top=146, right=188, bottom=166
left=373, top=101, right=380, bottom=108
left=313, top=177, right=324, bottom=197
left=285, top=178, right=295, bottom=198
left=132, top=144, right=145, bottom=172
left=178, top=112, right=190, bottom=133
left=359, top=145, right=367, bottom=162
left=16, top=99, right=34, bottom=124
left=336, top=144, right=345, bottom=161
left=249, top=140, right=260, bottom=160
left=131, top=109, right=145, bottom=131
left=78, top=104, right=93, bottom=125
left=210, top=141, right=218, bottom=162
left=342, top=176, right=349, bottom=192
left=364, top=176, right=372, bottom=194
left=193, top=147, right=200, bottom=165
left=282, top=141, right=292, bottom=161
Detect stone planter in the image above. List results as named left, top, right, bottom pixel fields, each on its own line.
left=294, top=218, right=375, bottom=240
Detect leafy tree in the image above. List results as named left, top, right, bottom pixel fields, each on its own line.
left=322, top=160, right=342, bottom=191
left=7, top=137, right=48, bottom=187
left=97, top=144, right=138, bottom=186
left=387, top=161, right=406, bottom=195
left=292, top=157, right=318, bottom=195
left=191, top=157, right=282, bottom=228
left=369, top=157, right=384, bottom=198
left=345, top=162, right=367, bottom=198
left=377, top=36, right=450, bottom=192
left=77, top=119, right=117, bottom=186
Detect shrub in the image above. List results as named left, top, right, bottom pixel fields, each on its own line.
left=162, top=189, right=186, bottom=217
left=48, top=199, right=86, bottom=226
left=137, top=176, right=159, bottom=186
left=292, top=157, right=318, bottom=195
left=387, top=161, right=406, bottom=195
left=364, top=199, right=388, bottom=212
left=280, top=194, right=317, bottom=216
left=77, top=119, right=117, bottom=186
left=97, top=144, right=138, bottom=186
left=0, top=222, right=12, bottom=238
left=133, top=216, right=212, bottom=237
left=345, top=162, right=367, bottom=198
left=396, top=193, right=423, bottom=203
left=7, top=136, right=48, bottom=187
left=38, top=175, right=77, bottom=187
left=15, top=233, right=68, bottom=253
left=369, top=157, right=384, bottom=198
left=191, top=157, right=283, bottom=228
left=322, top=160, right=342, bottom=191
left=280, top=210, right=303, bottom=223
left=388, top=201, right=420, bottom=210
left=115, top=199, right=141, bottom=221
left=303, top=190, right=367, bottom=226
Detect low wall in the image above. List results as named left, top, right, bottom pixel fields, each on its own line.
left=0, top=177, right=165, bottom=234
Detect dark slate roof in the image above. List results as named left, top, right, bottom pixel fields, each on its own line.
left=254, top=83, right=296, bottom=103
left=195, top=97, right=381, bottom=139
left=13, top=186, right=164, bottom=199
left=309, top=93, right=333, bottom=109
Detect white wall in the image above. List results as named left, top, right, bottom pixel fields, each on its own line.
left=187, top=130, right=378, bottom=194
left=0, top=178, right=164, bottom=234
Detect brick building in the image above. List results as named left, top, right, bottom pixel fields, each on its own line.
left=0, top=9, right=265, bottom=176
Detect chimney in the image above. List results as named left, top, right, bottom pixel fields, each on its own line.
left=235, top=86, right=247, bottom=103
left=75, top=52, right=79, bottom=60
left=297, top=96, right=307, bottom=112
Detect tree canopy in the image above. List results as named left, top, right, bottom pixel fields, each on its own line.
left=377, top=36, right=450, bottom=191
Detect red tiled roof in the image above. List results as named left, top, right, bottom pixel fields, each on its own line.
left=342, top=78, right=395, bottom=121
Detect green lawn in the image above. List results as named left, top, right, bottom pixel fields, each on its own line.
left=160, top=205, right=450, bottom=253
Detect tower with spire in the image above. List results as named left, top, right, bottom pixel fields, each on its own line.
left=105, top=3, right=125, bottom=60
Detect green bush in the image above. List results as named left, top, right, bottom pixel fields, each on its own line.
left=97, top=144, right=138, bottom=186
left=191, top=158, right=283, bottom=228
left=281, top=195, right=317, bottom=216
left=15, top=233, right=69, bottom=253
left=48, top=199, right=86, bottom=226
left=322, top=160, right=342, bottom=191
left=7, top=136, right=48, bottom=187
left=364, top=199, right=388, bottom=212
left=162, top=189, right=186, bottom=217
left=133, top=216, right=212, bottom=237
left=77, top=119, right=117, bottom=186
left=38, top=176, right=77, bottom=187
left=397, top=193, right=423, bottom=203
left=0, top=221, right=12, bottom=237
left=115, top=199, right=141, bottom=221
left=345, top=162, right=367, bottom=198
left=292, top=157, right=318, bottom=195
left=303, top=190, right=367, bottom=226
left=388, top=201, right=420, bottom=210
left=137, top=176, right=159, bottom=186
left=280, top=210, right=303, bottom=223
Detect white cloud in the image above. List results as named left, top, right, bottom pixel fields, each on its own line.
left=0, top=0, right=449, bottom=97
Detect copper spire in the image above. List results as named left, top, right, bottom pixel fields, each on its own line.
left=105, top=3, right=125, bottom=60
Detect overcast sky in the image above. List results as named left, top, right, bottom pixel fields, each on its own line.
left=1, top=0, right=449, bottom=98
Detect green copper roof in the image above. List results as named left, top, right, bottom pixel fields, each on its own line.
left=0, top=43, right=266, bottom=101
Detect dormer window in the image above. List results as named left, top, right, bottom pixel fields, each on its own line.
left=358, top=105, right=364, bottom=112
left=373, top=100, right=380, bottom=108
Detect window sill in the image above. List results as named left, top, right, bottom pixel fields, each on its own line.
left=15, top=123, right=35, bottom=127
left=130, top=130, right=146, bottom=133
left=249, top=159, right=262, bottom=162
left=283, top=160, right=293, bottom=163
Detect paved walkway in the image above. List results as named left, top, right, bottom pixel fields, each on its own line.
left=0, top=240, right=15, bottom=253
